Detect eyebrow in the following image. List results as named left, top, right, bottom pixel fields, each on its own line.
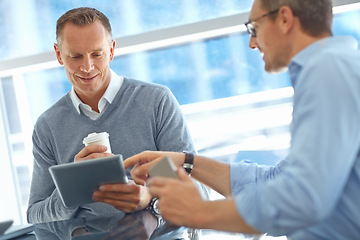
left=68, top=49, right=104, bottom=54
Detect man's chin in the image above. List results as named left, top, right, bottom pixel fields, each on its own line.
left=265, top=64, right=289, bottom=74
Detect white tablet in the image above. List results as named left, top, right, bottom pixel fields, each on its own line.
left=49, top=154, right=128, bottom=207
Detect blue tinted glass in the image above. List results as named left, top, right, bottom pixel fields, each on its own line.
left=20, top=7, right=360, bottom=118
left=1, top=77, right=22, bottom=134
left=111, top=33, right=291, bottom=105
left=0, top=0, right=252, bottom=61
left=23, top=68, right=71, bottom=123
left=333, top=9, right=360, bottom=40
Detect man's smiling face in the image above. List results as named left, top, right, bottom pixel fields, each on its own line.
left=54, top=20, right=114, bottom=102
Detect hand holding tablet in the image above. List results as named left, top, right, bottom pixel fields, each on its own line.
left=49, top=154, right=128, bottom=207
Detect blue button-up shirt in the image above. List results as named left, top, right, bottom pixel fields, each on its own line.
left=231, top=36, right=360, bottom=239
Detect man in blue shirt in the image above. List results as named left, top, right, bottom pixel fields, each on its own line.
left=122, top=0, right=360, bottom=238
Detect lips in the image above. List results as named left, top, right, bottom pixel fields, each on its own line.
left=77, top=75, right=98, bottom=82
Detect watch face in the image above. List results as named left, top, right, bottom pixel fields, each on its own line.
left=153, top=199, right=161, bottom=215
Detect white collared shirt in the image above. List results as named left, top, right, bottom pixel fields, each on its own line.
left=69, top=70, right=124, bottom=120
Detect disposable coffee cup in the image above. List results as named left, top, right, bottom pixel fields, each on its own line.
left=83, top=132, right=112, bottom=153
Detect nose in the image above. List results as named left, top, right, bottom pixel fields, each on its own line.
left=80, top=56, right=94, bottom=73
left=249, top=36, right=258, bottom=49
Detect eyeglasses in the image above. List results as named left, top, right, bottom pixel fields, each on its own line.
left=244, top=9, right=279, bottom=37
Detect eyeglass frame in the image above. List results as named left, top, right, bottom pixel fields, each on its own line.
left=244, top=9, right=280, bottom=37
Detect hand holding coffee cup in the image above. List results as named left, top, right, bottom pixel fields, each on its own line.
left=83, top=132, right=112, bottom=153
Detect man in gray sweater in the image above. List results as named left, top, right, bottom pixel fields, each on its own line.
left=27, top=7, right=200, bottom=224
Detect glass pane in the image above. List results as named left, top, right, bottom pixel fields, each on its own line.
left=1, top=77, right=22, bottom=134
left=23, top=68, right=71, bottom=123
left=0, top=76, right=31, bottom=223
left=0, top=0, right=252, bottom=61
left=111, top=33, right=291, bottom=105
left=333, top=9, right=360, bottom=39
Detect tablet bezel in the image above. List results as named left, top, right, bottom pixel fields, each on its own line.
left=49, top=154, right=128, bottom=207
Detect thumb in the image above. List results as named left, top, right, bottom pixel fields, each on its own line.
left=132, top=163, right=151, bottom=178
left=177, top=167, right=192, bottom=182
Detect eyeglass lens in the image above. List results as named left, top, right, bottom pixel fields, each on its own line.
left=246, top=23, right=256, bottom=37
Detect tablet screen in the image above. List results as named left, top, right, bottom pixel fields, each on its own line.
left=49, top=154, right=128, bottom=207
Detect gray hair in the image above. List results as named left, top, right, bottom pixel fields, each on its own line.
left=260, top=0, right=333, bottom=36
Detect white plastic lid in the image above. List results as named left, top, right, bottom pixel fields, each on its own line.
left=82, top=132, right=109, bottom=144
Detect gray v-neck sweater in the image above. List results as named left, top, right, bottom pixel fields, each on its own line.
left=27, top=77, right=196, bottom=224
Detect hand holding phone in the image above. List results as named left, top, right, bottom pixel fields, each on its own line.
left=148, top=156, right=179, bottom=179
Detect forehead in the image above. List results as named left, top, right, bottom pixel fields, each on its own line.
left=61, top=21, right=110, bottom=52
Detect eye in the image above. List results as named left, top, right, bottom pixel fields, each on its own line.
left=93, top=52, right=104, bottom=57
left=70, top=55, right=81, bottom=59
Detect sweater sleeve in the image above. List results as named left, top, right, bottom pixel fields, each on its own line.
left=155, top=87, right=196, bottom=153
left=155, top=87, right=210, bottom=199
left=26, top=118, right=79, bottom=224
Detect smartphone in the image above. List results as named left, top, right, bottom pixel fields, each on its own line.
left=148, top=156, right=179, bottom=179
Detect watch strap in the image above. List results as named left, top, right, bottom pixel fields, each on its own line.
left=183, top=152, right=194, bottom=175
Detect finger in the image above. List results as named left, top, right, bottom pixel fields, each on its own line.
left=123, top=151, right=151, bottom=169
left=130, top=165, right=149, bottom=185
left=74, top=152, right=113, bottom=162
left=177, top=167, right=192, bottom=182
left=98, top=181, right=140, bottom=194
left=74, top=145, right=111, bottom=161
left=93, top=190, right=135, bottom=201
left=130, top=155, right=170, bottom=182
left=79, top=145, right=108, bottom=157
left=131, top=164, right=150, bottom=178
left=124, top=151, right=162, bottom=169
left=93, top=187, right=141, bottom=205
left=148, top=185, right=163, bottom=198
left=146, top=176, right=171, bottom=187
left=130, top=177, right=147, bottom=186
left=131, top=161, right=157, bottom=178
left=92, top=195, right=138, bottom=212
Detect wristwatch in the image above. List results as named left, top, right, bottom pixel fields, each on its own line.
left=147, top=198, right=164, bottom=228
left=148, top=198, right=161, bottom=217
left=183, top=151, right=194, bottom=175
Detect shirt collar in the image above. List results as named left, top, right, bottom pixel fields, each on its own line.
left=102, top=70, right=124, bottom=104
left=289, top=36, right=358, bottom=87
left=70, top=69, right=124, bottom=114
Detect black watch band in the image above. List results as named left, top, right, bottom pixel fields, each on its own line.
left=183, top=152, right=194, bottom=175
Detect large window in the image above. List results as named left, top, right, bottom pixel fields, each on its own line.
left=1, top=0, right=360, bottom=224
left=0, top=0, right=252, bottom=61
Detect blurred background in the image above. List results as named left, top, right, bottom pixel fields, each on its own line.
left=1, top=0, right=360, bottom=225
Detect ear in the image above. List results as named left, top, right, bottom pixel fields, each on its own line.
left=277, top=6, right=295, bottom=35
left=54, top=43, right=64, bottom=65
left=109, top=40, right=116, bottom=62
